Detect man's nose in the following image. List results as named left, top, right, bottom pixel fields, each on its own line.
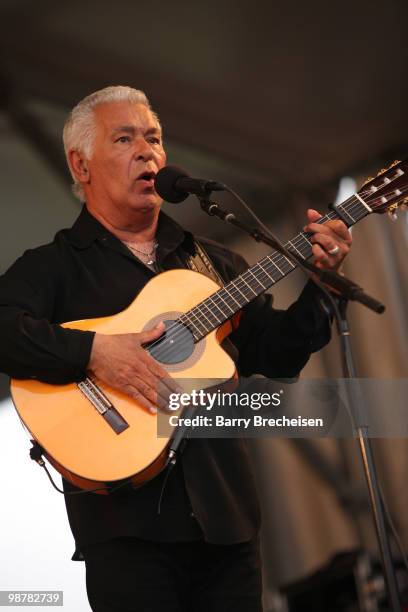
left=134, top=137, right=153, bottom=161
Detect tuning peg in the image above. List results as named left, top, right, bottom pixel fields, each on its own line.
left=383, top=160, right=400, bottom=172
left=376, top=160, right=401, bottom=178
left=399, top=198, right=408, bottom=212
left=387, top=202, right=400, bottom=221
left=364, top=160, right=402, bottom=186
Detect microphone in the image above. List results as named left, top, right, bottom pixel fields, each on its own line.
left=154, top=165, right=225, bottom=203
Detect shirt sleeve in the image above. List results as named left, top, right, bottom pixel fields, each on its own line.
left=0, top=249, right=94, bottom=384
left=227, top=251, right=333, bottom=378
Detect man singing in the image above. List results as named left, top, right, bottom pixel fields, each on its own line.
left=0, top=85, right=351, bottom=611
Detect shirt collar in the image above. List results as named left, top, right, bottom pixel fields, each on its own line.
left=66, top=204, right=194, bottom=260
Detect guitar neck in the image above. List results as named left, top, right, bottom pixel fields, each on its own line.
left=181, top=193, right=372, bottom=342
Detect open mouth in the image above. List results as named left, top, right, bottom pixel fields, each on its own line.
left=136, top=171, right=156, bottom=185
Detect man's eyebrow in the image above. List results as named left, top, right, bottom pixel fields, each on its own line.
left=111, top=125, right=135, bottom=135
left=145, top=126, right=162, bottom=135
left=111, top=125, right=162, bottom=136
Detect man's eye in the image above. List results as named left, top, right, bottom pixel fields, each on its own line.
left=148, top=137, right=161, bottom=144
left=116, top=136, right=130, bottom=143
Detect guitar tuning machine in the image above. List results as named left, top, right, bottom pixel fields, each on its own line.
left=376, top=159, right=400, bottom=178
left=387, top=199, right=408, bottom=221
left=362, top=175, right=374, bottom=187
left=387, top=202, right=399, bottom=221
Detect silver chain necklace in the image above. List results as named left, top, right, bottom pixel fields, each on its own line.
left=123, top=239, right=158, bottom=265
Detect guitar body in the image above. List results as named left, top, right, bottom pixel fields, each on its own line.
left=10, top=269, right=237, bottom=493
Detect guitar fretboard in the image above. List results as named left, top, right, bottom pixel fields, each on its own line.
left=179, top=193, right=371, bottom=341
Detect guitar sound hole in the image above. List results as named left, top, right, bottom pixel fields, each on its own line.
left=146, top=320, right=195, bottom=365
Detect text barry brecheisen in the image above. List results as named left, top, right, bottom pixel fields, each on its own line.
left=168, top=414, right=324, bottom=429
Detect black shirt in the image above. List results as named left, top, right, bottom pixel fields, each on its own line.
left=0, top=206, right=331, bottom=551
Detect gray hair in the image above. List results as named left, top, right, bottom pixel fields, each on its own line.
left=63, top=85, right=158, bottom=201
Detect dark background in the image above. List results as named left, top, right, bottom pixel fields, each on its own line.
left=1, top=0, right=407, bottom=248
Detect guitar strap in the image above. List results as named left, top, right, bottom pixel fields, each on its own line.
left=185, top=240, right=225, bottom=288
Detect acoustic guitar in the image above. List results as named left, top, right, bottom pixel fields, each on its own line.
left=10, top=160, right=408, bottom=493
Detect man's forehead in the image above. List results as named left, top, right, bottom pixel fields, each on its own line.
left=94, top=101, right=160, bottom=132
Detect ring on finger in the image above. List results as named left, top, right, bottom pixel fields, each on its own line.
left=327, top=245, right=340, bottom=255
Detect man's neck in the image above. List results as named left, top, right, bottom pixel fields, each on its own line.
left=86, top=204, right=159, bottom=243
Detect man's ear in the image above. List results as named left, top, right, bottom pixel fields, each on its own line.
left=69, top=150, right=90, bottom=185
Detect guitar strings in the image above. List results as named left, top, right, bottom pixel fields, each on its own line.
left=158, top=175, right=407, bottom=349
left=148, top=217, right=353, bottom=363
left=148, top=199, right=370, bottom=360
left=147, top=213, right=334, bottom=358
left=149, top=182, right=402, bottom=362
left=147, top=180, right=408, bottom=363
left=147, top=206, right=360, bottom=356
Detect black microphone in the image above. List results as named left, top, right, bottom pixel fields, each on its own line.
left=154, top=165, right=225, bottom=203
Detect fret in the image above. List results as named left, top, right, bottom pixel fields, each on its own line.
left=240, top=275, right=258, bottom=296
left=355, top=192, right=372, bottom=213
left=296, top=232, right=313, bottom=252
left=276, top=254, right=296, bottom=271
left=192, top=304, right=216, bottom=329
left=205, top=295, right=226, bottom=321
left=336, top=196, right=369, bottom=225
left=201, top=302, right=222, bottom=325
left=255, top=261, right=275, bottom=285
left=191, top=308, right=213, bottom=332
left=213, top=290, right=235, bottom=314
left=182, top=311, right=208, bottom=337
left=247, top=267, right=266, bottom=290
left=267, top=257, right=285, bottom=276
left=230, top=280, right=247, bottom=302
left=340, top=201, right=357, bottom=223
left=180, top=313, right=203, bottom=339
left=220, top=286, right=242, bottom=309
left=287, top=239, right=305, bottom=259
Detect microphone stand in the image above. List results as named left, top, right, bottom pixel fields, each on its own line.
left=196, top=195, right=402, bottom=611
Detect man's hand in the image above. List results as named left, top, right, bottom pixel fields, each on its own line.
left=87, top=322, right=178, bottom=414
left=304, top=208, right=352, bottom=271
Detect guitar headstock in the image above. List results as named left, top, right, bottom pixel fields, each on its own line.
left=359, top=159, right=408, bottom=217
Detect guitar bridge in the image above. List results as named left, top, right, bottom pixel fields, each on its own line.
left=77, top=377, right=129, bottom=434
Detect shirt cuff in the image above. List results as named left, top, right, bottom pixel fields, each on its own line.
left=64, top=329, right=95, bottom=382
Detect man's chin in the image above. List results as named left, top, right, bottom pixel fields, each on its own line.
left=128, top=196, right=162, bottom=214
